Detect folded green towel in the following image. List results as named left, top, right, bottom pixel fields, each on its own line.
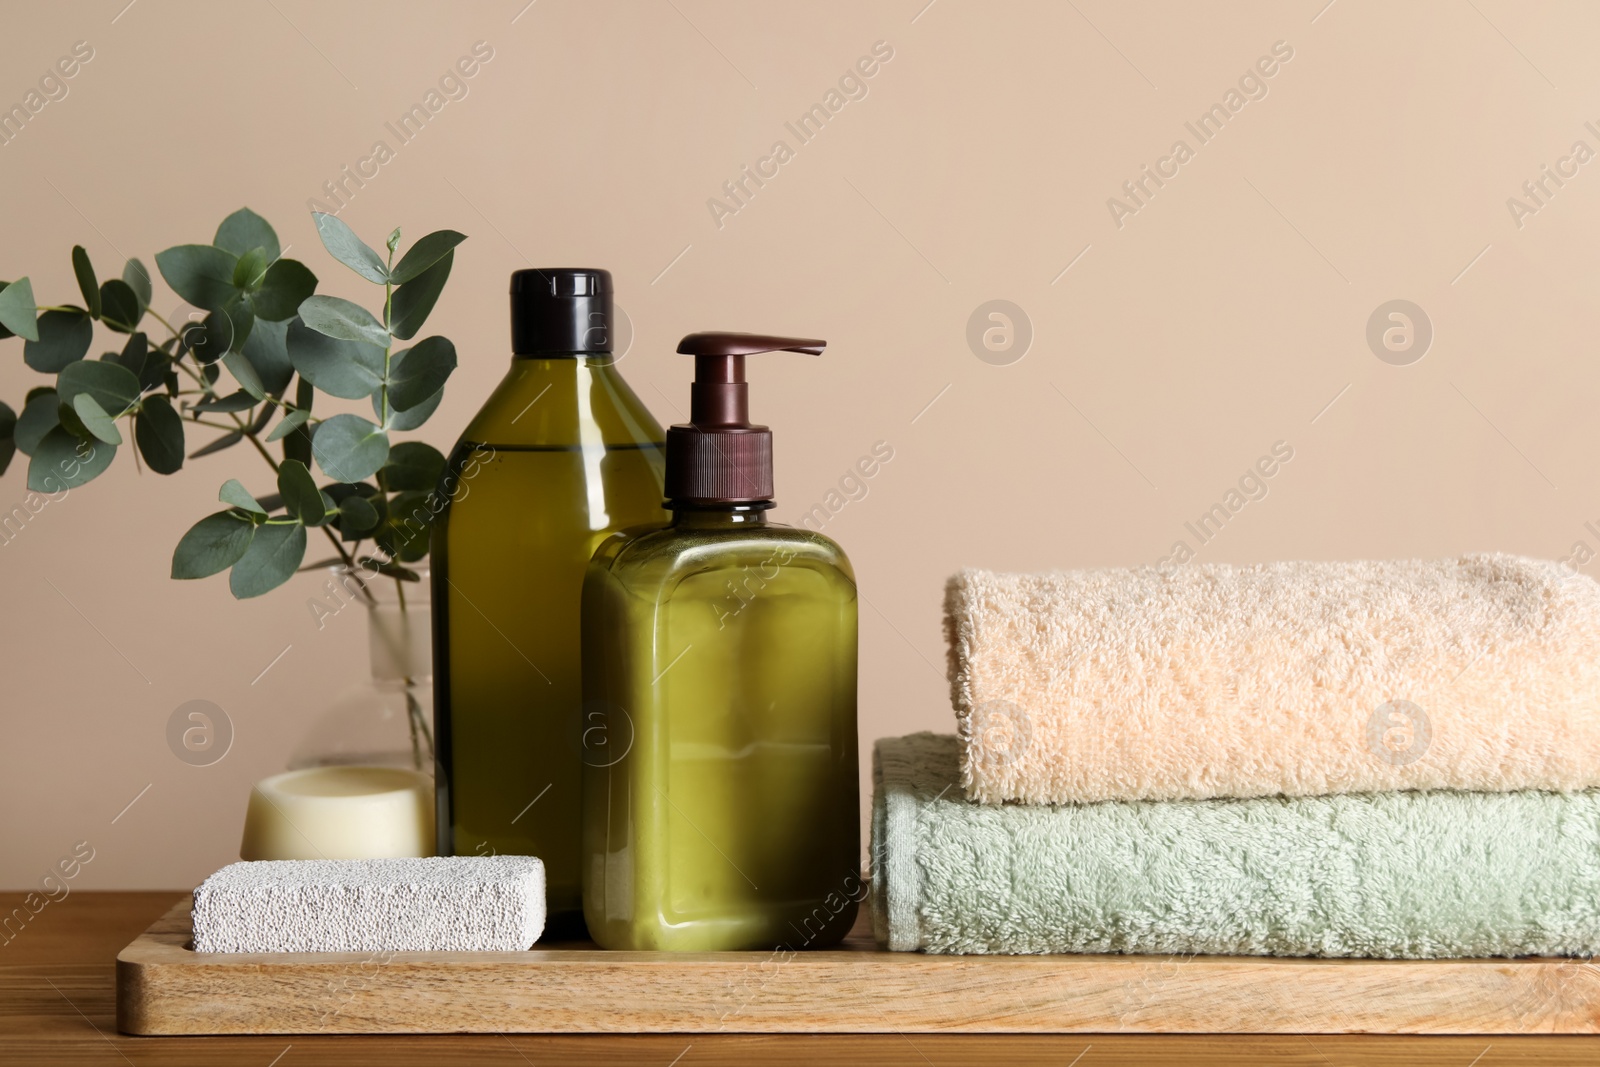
left=872, top=733, right=1600, bottom=957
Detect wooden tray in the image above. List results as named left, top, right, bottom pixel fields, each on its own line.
left=116, top=898, right=1600, bottom=1035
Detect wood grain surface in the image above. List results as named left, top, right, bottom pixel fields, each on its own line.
left=113, top=894, right=1600, bottom=1037
left=6, top=893, right=1600, bottom=1064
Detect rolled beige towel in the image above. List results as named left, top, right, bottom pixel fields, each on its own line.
left=945, top=554, right=1600, bottom=804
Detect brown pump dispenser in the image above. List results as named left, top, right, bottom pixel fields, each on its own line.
left=664, top=332, right=826, bottom=504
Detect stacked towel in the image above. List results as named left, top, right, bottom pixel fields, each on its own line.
left=945, top=555, right=1600, bottom=804
left=872, top=555, right=1600, bottom=958
left=872, top=733, right=1600, bottom=957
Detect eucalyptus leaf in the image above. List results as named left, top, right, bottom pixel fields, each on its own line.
left=57, top=359, right=141, bottom=417
left=155, top=244, right=238, bottom=312
left=15, top=392, right=60, bottom=456
left=190, top=429, right=244, bottom=458
left=311, top=212, right=388, bottom=283
left=387, top=249, right=451, bottom=340
left=381, top=440, right=447, bottom=491
left=233, top=248, right=270, bottom=291
left=219, top=478, right=265, bottom=513
left=248, top=259, right=316, bottom=321
left=98, top=279, right=142, bottom=332
left=113, top=332, right=149, bottom=379
left=171, top=510, right=256, bottom=579
left=72, top=246, right=100, bottom=317
left=27, top=427, right=114, bottom=491
left=24, top=310, right=92, bottom=372
left=312, top=413, right=389, bottom=482
left=134, top=394, right=184, bottom=474
left=298, top=294, right=389, bottom=346
left=222, top=351, right=266, bottom=400
left=229, top=521, right=307, bottom=599
left=277, top=459, right=327, bottom=525
left=191, top=390, right=256, bottom=414
left=387, top=336, right=456, bottom=411
left=0, top=278, right=37, bottom=340
left=285, top=319, right=385, bottom=399
left=238, top=317, right=294, bottom=396
left=389, top=230, right=466, bottom=284
left=264, top=408, right=308, bottom=442
left=190, top=301, right=254, bottom=362
left=337, top=493, right=380, bottom=538
left=378, top=383, right=443, bottom=430
left=213, top=208, right=280, bottom=262
left=0, top=402, right=13, bottom=477
left=72, top=394, right=123, bottom=445
left=56, top=400, right=92, bottom=442
left=122, top=258, right=153, bottom=314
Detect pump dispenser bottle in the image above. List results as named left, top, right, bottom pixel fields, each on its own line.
left=581, top=332, right=860, bottom=952
left=431, top=269, right=667, bottom=937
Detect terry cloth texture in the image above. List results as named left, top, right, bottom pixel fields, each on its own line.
left=191, top=856, right=545, bottom=953
left=871, top=733, right=1600, bottom=957
left=945, top=554, right=1600, bottom=804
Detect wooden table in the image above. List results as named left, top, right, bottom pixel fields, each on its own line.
left=5, top=892, right=1598, bottom=1065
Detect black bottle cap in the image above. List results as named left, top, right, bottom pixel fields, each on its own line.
left=509, top=268, right=614, bottom=354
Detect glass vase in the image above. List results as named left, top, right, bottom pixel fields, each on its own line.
left=289, top=566, right=435, bottom=774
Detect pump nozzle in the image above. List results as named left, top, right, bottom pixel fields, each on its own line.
left=665, top=332, right=828, bottom=504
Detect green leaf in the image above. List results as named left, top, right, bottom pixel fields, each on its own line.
left=229, top=521, right=307, bottom=598
left=27, top=427, right=114, bottom=491
left=233, top=248, right=270, bottom=291
left=0, top=278, right=38, bottom=341
left=113, top=332, right=149, bottom=379
left=213, top=208, right=280, bottom=262
left=311, top=212, right=388, bottom=283
left=72, top=394, right=122, bottom=445
left=378, top=384, right=443, bottom=430
left=191, top=390, right=256, bottom=413
left=239, top=317, right=295, bottom=395
left=265, top=408, right=308, bottom=442
left=285, top=318, right=385, bottom=399
left=380, top=440, right=446, bottom=491
left=387, top=249, right=452, bottom=341
left=312, top=413, right=389, bottom=482
left=379, top=489, right=435, bottom=561
left=219, top=478, right=265, bottom=513
left=277, top=459, right=327, bottom=525
left=98, top=279, right=142, bottom=333
left=387, top=336, right=456, bottom=411
left=0, top=400, right=14, bottom=474
left=56, top=399, right=92, bottom=442
left=72, top=246, right=100, bottom=317
left=298, top=294, right=389, bottom=346
left=190, top=301, right=254, bottom=362
left=155, top=244, right=238, bottom=312
left=57, top=359, right=141, bottom=417
left=191, top=430, right=243, bottom=459
left=122, top=259, right=153, bottom=314
left=134, top=394, right=184, bottom=474
left=222, top=350, right=265, bottom=399
left=248, top=259, right=317, bottom=321
left=337, top=493, right=380, bottom=538
left=172, top=510, right=256, bottom=579
left=14, top=392, right=59, bottom=456
left=24, top=310, right=92, bottom=372
left=389, top=230, right=467, bottom=284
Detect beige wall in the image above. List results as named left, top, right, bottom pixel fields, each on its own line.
left=3, top=0, right=1597, bottom=889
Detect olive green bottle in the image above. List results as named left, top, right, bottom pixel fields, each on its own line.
left=431, top=269, right=666, bottom=936
left=581, top=332, right=860, bottom=951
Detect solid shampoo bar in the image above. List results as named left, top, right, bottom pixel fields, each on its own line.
left=191, top=856, right=545, bottom=953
